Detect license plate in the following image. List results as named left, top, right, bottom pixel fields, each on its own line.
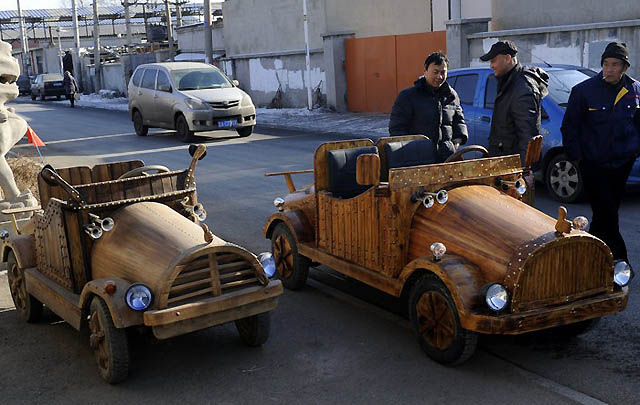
left=217, top=119, right=237, bottom=128
left=53, top=83, right=63, bottom=87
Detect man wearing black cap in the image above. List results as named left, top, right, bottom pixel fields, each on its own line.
left=480, top=40, right=549, bottom=164
left=561, top=42, right=640, bottom=264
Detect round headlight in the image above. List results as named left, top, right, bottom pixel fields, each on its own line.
left=572, top=216, right=589, bottom=231
left=485, top=283, right=509, bottom=312
left=430, top=242, right=446, bottom=261
left=257, top=252, right=276, bottom=278
left=514, top=179, right=527, bottom=195
left=125, top=284, right=153, bottom=311
left=613, top=260, right=633, bottom=287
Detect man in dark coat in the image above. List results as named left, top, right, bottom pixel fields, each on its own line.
left=389, top=52, right=468, bottom=162
left=561, top=42, right=640, bottom=264
left=62, top=50, right=74, bottom=74
left=481, top=41, right=549, bottom=164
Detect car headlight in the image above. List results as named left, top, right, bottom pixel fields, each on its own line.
left=484, top=283, right=509, bottom=312
left=257, top=252, right=276, bottom=278
left=241, top=93, right=253, bottom=107
left=184, top=97, right=209, bottom=110
left=125, top=284, right=153, bottom=311
left=613, top=260, right=634, bottom=287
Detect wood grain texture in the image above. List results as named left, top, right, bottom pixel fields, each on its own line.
left=24, top=268, right=82, bottom=330
left=356, top=154, right=381, bottom=186
left=313, top=139, right=374, bottom=192
left=375, top=135, right=427, bottom=181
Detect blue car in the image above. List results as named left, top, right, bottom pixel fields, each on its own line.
left=447, top=64, right=640, bottom=202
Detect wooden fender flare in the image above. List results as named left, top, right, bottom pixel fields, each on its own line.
left=398, top=255, right=485, bottom=327
left=263, top=210, right=314, bottom=243
left=79, top=278, right=144, bottom=328
left=2, top=234, right=36, bottom=269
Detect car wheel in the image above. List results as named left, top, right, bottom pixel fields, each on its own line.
left=132, top=110, right=148, bottom=136
left=235, top=312, right=271, bottom=347
left=409, top=275, right=478, bottom=365
left=175, top=114, right=195, bottom=143
left=236, top=126, right=253, bottom=138
left=6, top=251, right=43, bottom=323
left=88, top=296, right=129, bottom=384
left=545, top=153, right=584, bottom=203
left=271, top=223, right=310, bottom=290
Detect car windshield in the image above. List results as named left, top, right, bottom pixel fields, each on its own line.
left=171, top=68, right=231, bottom=90
left=43, top=74, right=63, bottom=82
left=547, top=69, right=596, bottom=107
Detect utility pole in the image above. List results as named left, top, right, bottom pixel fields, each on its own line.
left=175, top=1, right=183, bottom=28
left=16, top=0, right=30, bottom=75
left=124, top=0, right=132, bottom=46
left=302, top=0, right=312, bottom=110
left=71, top=0, right=82, bottom=90
left=203, top=0, right=213, bottom=65
left=164, top=0, right=174, bottom=61
left=93, top=0, right=101, bottom=92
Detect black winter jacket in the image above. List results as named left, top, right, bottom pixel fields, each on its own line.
left=389, top=77, right=468, bottom=162
left=489, top=64, right=549, bottom=164
left=561, top=72, right=640, bottom=168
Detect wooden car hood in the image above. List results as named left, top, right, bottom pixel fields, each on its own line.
left=408, top=184, right=588, bottom=283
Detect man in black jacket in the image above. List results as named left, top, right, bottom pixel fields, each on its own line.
left=389, top=52, right=468, bottom=162
left=481, top=41, right=548, bottom=164
left=561, top=42, right=640, bottom=263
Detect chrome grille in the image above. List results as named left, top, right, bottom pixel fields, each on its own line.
left=513, top=238, right=612, bottom=312
left=167, top=252, right=260, bottom=307
left=208, top=100, right=240, bottom=109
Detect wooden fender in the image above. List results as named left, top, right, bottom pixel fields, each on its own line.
left=263, top=210, right=314, bottom=243
left=2, top=234, right=36, bottom=269
left=79, top=278, right=144, bottom=328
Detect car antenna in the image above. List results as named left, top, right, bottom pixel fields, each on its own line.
left=520, top=44, right=553, bottom=68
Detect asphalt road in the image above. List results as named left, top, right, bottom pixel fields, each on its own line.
left=1, top=99, right=639, bottom=404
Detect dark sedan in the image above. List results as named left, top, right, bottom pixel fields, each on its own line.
left=30, top=73, right=65, bottom=101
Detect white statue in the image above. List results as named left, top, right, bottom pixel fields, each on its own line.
left=0, top=39, right=38, bottom=219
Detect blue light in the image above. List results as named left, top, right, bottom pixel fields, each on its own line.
left=258, top=252, right=276, bottom=278
left=125, top=284, right=153, bottom=311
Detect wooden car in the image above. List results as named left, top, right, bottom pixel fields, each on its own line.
left=263, top=135, right=631, bottom=365
left=2, top=145, right=283, bottom=383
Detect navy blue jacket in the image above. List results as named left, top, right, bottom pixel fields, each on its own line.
left=561, top=72, right=640, bottom=168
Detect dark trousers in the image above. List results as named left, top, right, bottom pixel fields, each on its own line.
left=66, top=93, right=75, bottom=107
left=580, top=159, right=635, bottom=262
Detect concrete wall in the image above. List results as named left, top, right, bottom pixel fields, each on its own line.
left=466, top=20, right=640, bottom=79
left=491, top=0, right=640, bottom=30
left=176, top=22, right=225, bottom=53
left=432, top=0, right=492, bottom=31
left=101, top=63, right=127, bottom=95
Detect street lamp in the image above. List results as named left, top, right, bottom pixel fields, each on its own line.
left=56, top=27, right=68, bottom=74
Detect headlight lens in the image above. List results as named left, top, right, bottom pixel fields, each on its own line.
left=257, top=252, right=276, bottom=278
left=430, top=242, right=446, bottom=261
left=184, top=97, right=209, bottom=110
left=241, top=93, right=253, bottom=107
left=613, top=260, right=633, bottom=287
left=125, top=284, right=153, bottom=311
left=485, top=283, right=509, bottom=311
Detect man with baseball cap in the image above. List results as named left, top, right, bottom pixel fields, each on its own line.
left=561, top=42, right=640, bottom=265
left=480, top=40, right=549, bottom=164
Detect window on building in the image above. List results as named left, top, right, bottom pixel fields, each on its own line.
left=451, top=74, right=478, bottom=106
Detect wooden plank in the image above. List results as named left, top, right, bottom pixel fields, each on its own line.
left=217, top=261, right=250, bottom=273
left=221, top=278, right=259, bottom=289
left=336, top=199, right=344, bottom=258
left=209, top=253, right=222, bottom=296
left=171, top=277, right=212, bottom=294
left=219, top=269, right=255, bottom=281
left=24, top=268, right=82, bottom=330
left=162, top=175, right=173, bottom=194
left=174, top=268, right=210, bottom=284
left=313, top=139, right=374, bottom=192
left=64, top=211, right=87, bottom=293
left=167, top=286, right=214, bottom=304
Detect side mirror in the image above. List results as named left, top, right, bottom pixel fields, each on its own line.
left=158, top=84, right=172, bottom=92
left=356, top=154, right=380, bottom=187
left=232, top=80, right=239, bottom=87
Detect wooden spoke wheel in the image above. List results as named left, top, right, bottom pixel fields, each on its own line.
left=271, top=223, right=310, bottom=290
left=6, top=251, right=42, bottom=323
left=409, top=275, right=478, bottom=365
left=88, top=297, right=130, bottom=384
left=235, top=312, right=271, bottom=347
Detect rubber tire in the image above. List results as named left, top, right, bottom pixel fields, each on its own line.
left=236, top=126, right=253, bottom=138
left=132, top=110, right=149, bottom=137
left=409, top=275, right=478, bottom=365
left=176, top=114, right=195, bottom=143
left=552, top=318, right=600, bottom=338
left=6, top=251, right=43, bottom=323
left=545, top=153, right=584, bottom=203
left=89, top=297, right=130, bottom=384
left=235, top=312, right=271, bottom=347
left=271, top=223, right=310, bottom=290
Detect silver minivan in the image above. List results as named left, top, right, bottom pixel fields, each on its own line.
left=128, top=62, right=256, bottom=142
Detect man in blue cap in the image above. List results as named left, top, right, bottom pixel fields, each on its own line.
left=561, top=42, right=640, bottom=264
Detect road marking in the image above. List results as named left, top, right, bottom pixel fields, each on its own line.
left=307, top=276, right=607, bottom=405
left=13, top=132, right=135, bottom=148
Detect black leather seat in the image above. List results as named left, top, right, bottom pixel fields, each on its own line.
left=327, top=146, right=378, bottom=199
left=385, top=139, right=437, bottom=170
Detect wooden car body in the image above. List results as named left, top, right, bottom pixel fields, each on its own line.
left=264, top=136, right=627, bottom=363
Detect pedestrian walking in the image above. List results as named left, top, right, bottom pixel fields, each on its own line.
left=62, top=50, right=74, bottom=75
left=480, top=40, right=548, bottom=164
left=389, top=51, right=468, bottom=162
left=561, top=42, right=640, bottom=264
left=63, top=70, right=79, bottom=108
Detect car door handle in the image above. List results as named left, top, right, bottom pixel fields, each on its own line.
left=480, top=116, right=491, bottom=123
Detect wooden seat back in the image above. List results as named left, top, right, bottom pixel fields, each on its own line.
left=313, top=139, right=375, bottom=193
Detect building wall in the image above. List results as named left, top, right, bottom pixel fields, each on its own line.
left=176, top=22, right=225, bottom=53
left=432, top=0, right=492, bottom=31
left=491, top=0, right=640, bottom=30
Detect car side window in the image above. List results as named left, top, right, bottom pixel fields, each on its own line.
left=156, top=71, right=171, bottom=92
left=484, top=75, right=498, bottom=109
left=131, top=69, right=144, bottom=87
left=451, top=74, right=478, bottom=106
left=141, top=69, right=157, bottom=90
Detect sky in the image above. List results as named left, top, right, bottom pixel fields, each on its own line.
left=0, top=1, right=223, bottom=11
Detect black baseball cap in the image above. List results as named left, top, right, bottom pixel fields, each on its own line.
left=601, top=42, right=630, bottom=66
left=480, top=40, right=518, bottom=61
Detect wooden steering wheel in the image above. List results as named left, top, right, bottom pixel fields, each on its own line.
left=117, top=165, right=171, bottom=180
left=443, top=145, right=489, bottom=163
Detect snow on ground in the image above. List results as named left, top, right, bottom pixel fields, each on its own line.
left=50, top=93, right=130, bottom=112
